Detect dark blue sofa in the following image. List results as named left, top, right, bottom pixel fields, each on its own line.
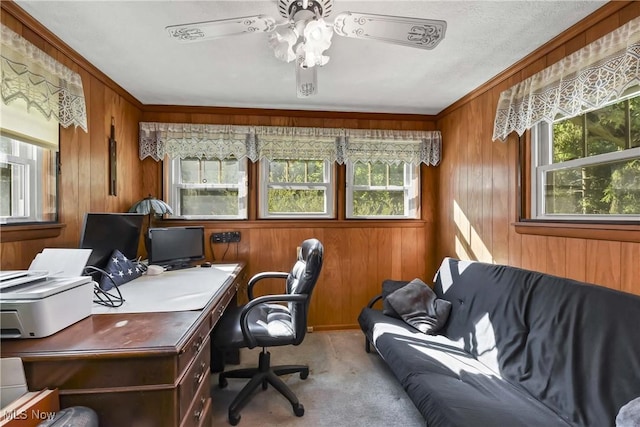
left=358, top=257, right=640, bottom=426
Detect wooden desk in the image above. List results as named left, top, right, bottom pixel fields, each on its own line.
left=0, top=263, right=246, bottom=427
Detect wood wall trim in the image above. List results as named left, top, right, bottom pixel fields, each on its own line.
left=0, top=223, right=65, bottom=242
left=157, top=219, right=429, bottom=229
left=514, top=221, right=640, bottom=243
left=142, top=105, right=436, bottom=123
left=1, top=0, right=143, bottom=110
left=435, top=1, right=632, bottom=120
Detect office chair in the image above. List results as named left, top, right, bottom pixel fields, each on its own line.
left=211, top=238, right=323, bottom=426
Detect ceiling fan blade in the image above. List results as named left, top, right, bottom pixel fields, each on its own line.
left=166, top=15, right=277, bottom=43
left=333, top=12, right=446, bottom=50
left=296, top=59, right=318, bottom=98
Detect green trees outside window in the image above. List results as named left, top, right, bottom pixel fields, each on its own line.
left=537, top=95, right=640, bottom=219
left=265, top=159, right=328, bottom=215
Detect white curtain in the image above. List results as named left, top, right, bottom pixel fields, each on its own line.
left=493, top=17, right=640, bottom=142
left=0, top=23, right=87, bottom=132
left=140, top=122, right=442, bottom=166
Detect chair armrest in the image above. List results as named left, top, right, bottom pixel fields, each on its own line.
left=239, top=293, right=308, bottom=348
left=367, top=294, right=383, bottom=309
left=247, top=271, right=289, bottom=300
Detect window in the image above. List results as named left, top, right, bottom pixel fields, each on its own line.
left=166, top=157, right=247, bottom=219
left=531, top=95, right=640, bottom=221
left=259, top=159, right=335, bottom=218
left=0, top=98, right=59, bottom=225
left=346, top=161, right=420, bottom=219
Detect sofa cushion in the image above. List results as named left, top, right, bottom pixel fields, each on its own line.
left=433, top=257, right=640, bottom=427
left=358, top=307, right=569, bottom=427
left=386, top=278, right=451, bottom=334
left=404, top=372, right=570, bottom=427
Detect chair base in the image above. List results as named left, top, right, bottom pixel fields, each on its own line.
left=219, top=349, right=308, bottom=425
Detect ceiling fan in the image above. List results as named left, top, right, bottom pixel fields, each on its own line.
left=166, top=0, right=446, bottom=98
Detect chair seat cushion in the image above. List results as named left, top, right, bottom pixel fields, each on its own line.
left=213, top=302, right=296, bottom=349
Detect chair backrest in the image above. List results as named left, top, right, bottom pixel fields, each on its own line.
left=286, top=238, right=323, bottom=345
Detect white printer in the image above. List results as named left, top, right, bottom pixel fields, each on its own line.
left=0, top=272, right=94, bottom=339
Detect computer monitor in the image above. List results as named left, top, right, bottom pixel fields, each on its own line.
left=147, top=226, right=205, bottom=269
left=80, top=213, right=145, bottom=269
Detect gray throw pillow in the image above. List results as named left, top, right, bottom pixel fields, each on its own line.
left=381, top=279, right=409, bottom=319
left=386, top=278, right=451, bottom=334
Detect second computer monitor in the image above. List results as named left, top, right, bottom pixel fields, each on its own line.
left=147, top=226, right=205, bottom=269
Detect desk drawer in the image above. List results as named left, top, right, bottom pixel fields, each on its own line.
left=179, top=365, right=211, bottom=427
left=178, top=319, right=210, bottom=375
left=210, top=281, right=238, bottom=327
left=179, top=336, right=210, bottom=422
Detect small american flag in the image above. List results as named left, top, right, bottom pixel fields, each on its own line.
left=99, top=249, right=143, bottom=290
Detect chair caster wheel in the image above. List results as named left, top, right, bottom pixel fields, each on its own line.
left=229, top=411, right=240, bottom=425
left=293, top=403, right=304, bottom=417
left=300, top=368, right=309, bottom=379
left=219, top=377, right=228, bottom=388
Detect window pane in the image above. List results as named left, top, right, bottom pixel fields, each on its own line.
left=553, top=118, right=584, bottom=163
left=352, top=162, right=405, bottom=186
left=0, top=162, right=24, bottom=216
left=220, top=160, right=239, bottom=184
left=268, top=189, right=324, bottom=213
left=269, top=160, right=324, bottom=184
left=586, top=99, right=627, bottom=156
left=370, top=163, right=387, bottom=186
left=352, top=190, right=405, bottom=216
left=0, top=135, right=57, bottom=223
left=389, top=163, right=404, bottom=186
left=180, top=159, right=239, bottom=185
left=201, top=160, right=220, bottom=184
left=631, top=97, right=640, bottom=148
left=180, top=159, right=200, bottom=184
left=180, top=188, right=239, bottom=216
left=353, top=162, right=370, bottom=186
left=544, top=159, right=640, bottom=215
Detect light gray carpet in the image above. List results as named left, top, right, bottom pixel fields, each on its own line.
left=210, top=329, right=424, bottom=426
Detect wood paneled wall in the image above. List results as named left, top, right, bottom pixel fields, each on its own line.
left=435, top=2, right=640, bottom=295
left=0, top=5, right=145, bottom=270
left=143, top=110, right=437, bottom=329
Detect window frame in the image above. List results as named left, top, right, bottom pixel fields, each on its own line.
left=165, top=157, right=248, bottom=220
left=530, top=104, right=640, bottom=223
left=258, top=158, right=335, bottom=219
left=345, top=161, right=420, bottom=219
left=0, top=134, right=57, bottom=225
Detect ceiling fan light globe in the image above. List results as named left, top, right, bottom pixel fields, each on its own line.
left=269, top=29, right=299, bottom=63
left=303, top=18, right=332, bottom=48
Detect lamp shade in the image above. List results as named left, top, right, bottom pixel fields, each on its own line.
left=129, top=195, right=173, bottom=216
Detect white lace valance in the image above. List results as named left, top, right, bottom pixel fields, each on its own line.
left=140, top=122, right=442, bottom=166
left=139, top=122, right=254, bottom=161
left=343, top=129, right=441, bottom=166
left=254, top=126, right=343, bottom=162
left=1, top=23, right=88, bottom=132
left=493, top=16, right=640, bottom=142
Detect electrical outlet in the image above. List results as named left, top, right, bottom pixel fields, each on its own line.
left=211, top=231, right=241, bottom=243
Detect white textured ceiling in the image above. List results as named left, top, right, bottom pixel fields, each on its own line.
left=14, top=0, right=607, bottom=115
